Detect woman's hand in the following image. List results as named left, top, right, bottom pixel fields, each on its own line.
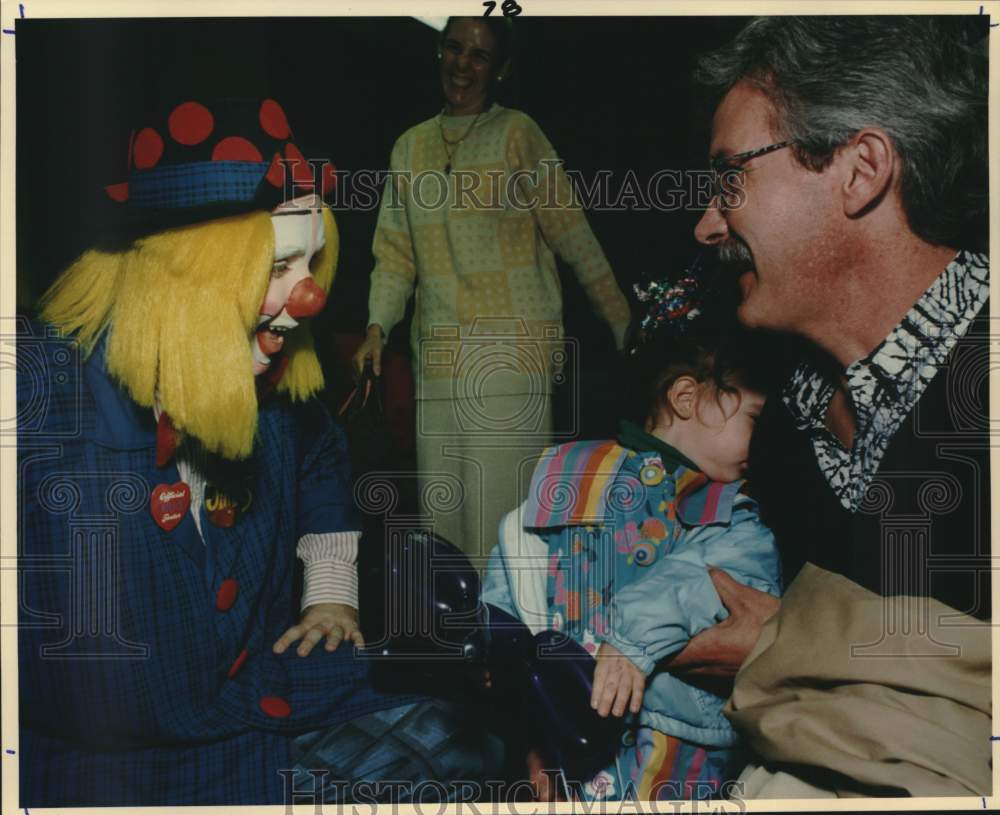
left=272, top=603, right=365, bottom=657
left=591, top=641, right=645, bottom=718
left=665, top=568, right=780, bottom=679
left=352, top=324, right=385, bottom=377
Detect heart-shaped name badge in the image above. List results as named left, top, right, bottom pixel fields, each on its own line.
left=151, top=481, right=191, bottom=532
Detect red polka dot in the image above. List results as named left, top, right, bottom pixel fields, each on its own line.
left=105, top=182, right=129, bottom=202
left=321, top=162, right=338, bottom=195
left=133, top=128, right=164, bottom=169
left=227, top=648, right=249, bottom=678
left=284, top=143, right=315, bottom=188
left=126, top=128, right=137, bottom=170
left=168, top=101, right=215, bottom=146
left=212, top=136, right=264, bottom=163
left=260, top=696, right=292, bottom=718
left=259, top=99, right=290, bottom=139
left=265, top=152, right=284, bottom=188
left=215, top=578, right=239, bottom=611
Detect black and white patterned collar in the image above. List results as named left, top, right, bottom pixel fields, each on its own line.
left=782, top=249, right=989, bottom=511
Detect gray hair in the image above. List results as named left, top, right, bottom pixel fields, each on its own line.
left=696, top=16, right=988, bottom=250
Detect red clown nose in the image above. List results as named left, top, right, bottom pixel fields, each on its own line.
left=285, top=277, right=327, bottom=318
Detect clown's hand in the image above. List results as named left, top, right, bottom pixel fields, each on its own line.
left=353, top=324, right=385, bottom=378
left=273, top=603, right=365, bottom=657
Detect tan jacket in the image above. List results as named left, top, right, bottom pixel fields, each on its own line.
left=725, top=563, right=992, bottom=796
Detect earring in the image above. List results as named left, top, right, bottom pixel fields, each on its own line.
left=436, top=50, right=442, bottom=60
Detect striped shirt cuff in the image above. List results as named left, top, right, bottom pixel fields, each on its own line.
left=298, top=531, right=360, bottom=611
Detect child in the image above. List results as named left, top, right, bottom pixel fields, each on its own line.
left=482, top=273, right=782, bottom=801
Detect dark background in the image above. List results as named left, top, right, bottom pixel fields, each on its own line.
left=15, top=15, right=749, bottom=438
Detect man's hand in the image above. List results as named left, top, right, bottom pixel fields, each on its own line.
left=591, top=641, right=645, bottom=718
left=272, top=603, right=365, bottom=657
left=352, top=324, right=385, bottom=377
left=665, top=568, right=780, bottom=679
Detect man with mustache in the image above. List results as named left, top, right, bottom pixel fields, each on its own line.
left=674, top=17, right=990, bottom=797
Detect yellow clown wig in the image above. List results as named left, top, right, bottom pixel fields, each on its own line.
left=40, top=207, right=339, bottom=460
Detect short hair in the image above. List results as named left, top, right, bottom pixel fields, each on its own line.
left=442, top=16, right=516, bottom=70
left=696, top=16, right=988, bottom=250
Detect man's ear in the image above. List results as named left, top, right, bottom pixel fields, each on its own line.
left=841, top=128, right=895, bottom=217
left=667, top=376, right=699, bottom=421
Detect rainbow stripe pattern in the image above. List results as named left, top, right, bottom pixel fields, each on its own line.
left=524, top=441, right=748, bottom=531
left=523, top=441, right=630, bottom=527
left=675, top=470, right=746, bottom=527
left=573, top=728, right=741, bottom=802
left=632, top=730, right=735, bottom=800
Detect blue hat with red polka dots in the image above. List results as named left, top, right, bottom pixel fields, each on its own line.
left=103, top=97, right=336, bottom=217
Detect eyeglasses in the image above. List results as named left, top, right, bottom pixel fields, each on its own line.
left=709, top=139, right=797, bottom=210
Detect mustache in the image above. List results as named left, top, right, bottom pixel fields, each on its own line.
left=716, top=236, right=754, bottom=268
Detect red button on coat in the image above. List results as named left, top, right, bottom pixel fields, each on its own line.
left=227, top=648, right=249, bottom=678
left=215, top=578, right=239, bottom=611
left=260, top=696, right=291, bottom=718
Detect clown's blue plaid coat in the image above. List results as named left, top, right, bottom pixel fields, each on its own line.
left=17, top=321, right=416, bottom=806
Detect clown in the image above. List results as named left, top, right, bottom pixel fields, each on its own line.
left=18, top=97, right=500, bottom=806
left=253, top=197, right=330, bottom=377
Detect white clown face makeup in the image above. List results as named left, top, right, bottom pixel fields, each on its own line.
left=253, top=195, right=328, bottom=376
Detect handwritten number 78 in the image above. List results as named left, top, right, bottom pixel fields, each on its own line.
left=483, top=0, right=523, bottom=16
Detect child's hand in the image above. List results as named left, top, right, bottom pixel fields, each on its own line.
left=272, top=603, right=365, bottom=657
left=591, top=642, right=645, bottom=718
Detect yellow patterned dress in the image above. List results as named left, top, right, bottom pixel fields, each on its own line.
left=366, top=105, right=630, bottom=559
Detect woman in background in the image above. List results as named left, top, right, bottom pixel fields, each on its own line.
left=354, top=17, right=630, bottom=564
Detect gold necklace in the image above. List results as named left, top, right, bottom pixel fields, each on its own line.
left=438, top=108, right=484, bottom=174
